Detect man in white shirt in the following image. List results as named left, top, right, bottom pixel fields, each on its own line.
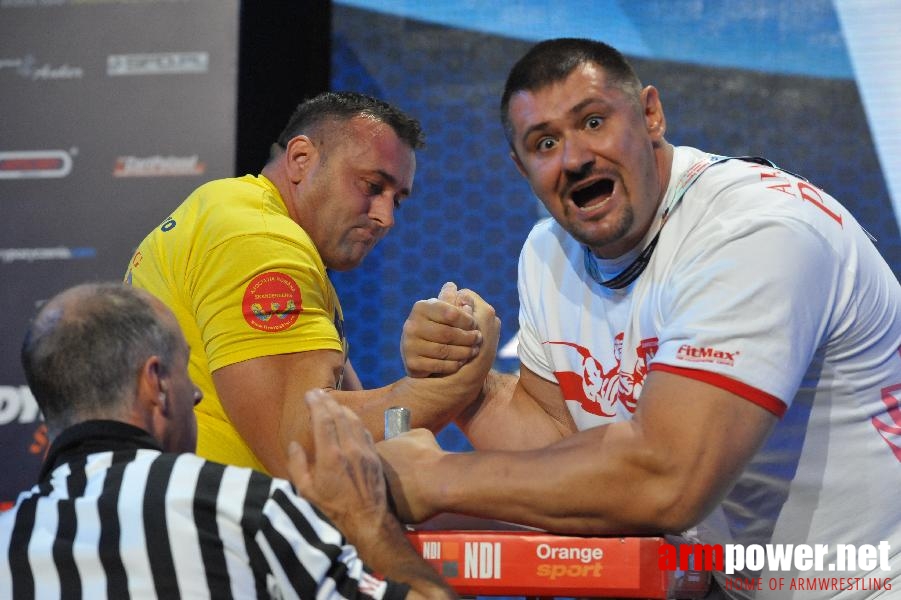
left=382, top=38, right=901, bottom=599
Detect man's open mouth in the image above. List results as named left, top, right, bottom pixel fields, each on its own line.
left=571, top=178, right=614, bottom=209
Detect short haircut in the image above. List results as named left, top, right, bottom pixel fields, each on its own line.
left=21, top=283, right=180, bottom=431
left=275, top=91, right=425, bottom=153
left=500, top=38, right=643, bottom=144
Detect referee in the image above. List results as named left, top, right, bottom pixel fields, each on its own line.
left=0, top=283, right=454, bottom=599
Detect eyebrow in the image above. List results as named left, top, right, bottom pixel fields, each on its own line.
left=519, top=97, right=609, bottom=147
left=373, top=169, right=411, bottom=198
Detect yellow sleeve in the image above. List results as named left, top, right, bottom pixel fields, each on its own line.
left=188, top=231, right=344, bottom=373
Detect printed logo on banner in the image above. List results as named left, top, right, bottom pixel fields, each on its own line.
left=535, top=542, right=605, bottom=581
left=113, top=155, right=205, bottom=177
left=0, top=149, right=74, bottom=179
left=422, top=540, right=461, bottom=578
left=0, top=385, right=47, bottom=508
left=0, top=385, right=41, bottom=426
left=0, top=55, right=83, bottom=80
left=242, top=272, right=302, bottom=332
left=107, top=52, right=209, bottom=76
left=0, top=247, right=96, bottom=263
left=464, top=542, right=502, bottom=579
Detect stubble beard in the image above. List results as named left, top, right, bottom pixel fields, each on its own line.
left=568, top=202, right=636, bottom=257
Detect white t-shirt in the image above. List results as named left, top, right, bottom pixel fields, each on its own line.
left=517, top=145, right=901, bottom=598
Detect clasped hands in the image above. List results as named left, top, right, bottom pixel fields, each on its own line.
left=289, top=283, right=498, bottom=527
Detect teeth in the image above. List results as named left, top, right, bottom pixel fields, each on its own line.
left=577, top=195, right=608, bottom=211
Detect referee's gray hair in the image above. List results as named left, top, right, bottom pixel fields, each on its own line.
left=21, top=283, right=180, bottom=432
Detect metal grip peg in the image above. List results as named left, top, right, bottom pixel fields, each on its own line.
left=384, top=406, right=411, bottom=439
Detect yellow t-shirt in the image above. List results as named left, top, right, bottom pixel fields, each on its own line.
left=125, top=174, right=345, bottom=472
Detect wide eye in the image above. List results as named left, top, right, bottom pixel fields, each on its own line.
left=536, top=136, right=557, bottom=152
left=585, top=116, right=603, bottom=130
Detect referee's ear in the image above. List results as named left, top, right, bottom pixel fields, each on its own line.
left=132, top=356, right=169, bottom=434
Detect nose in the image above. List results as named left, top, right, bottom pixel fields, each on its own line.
left=369, top=193, right=395, bottom=230
left=561, top=136, right=595, bottom=180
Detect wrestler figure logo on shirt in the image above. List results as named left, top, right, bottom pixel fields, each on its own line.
left=241, top=271, right=303, bottom=332
left=547, top=335, right=657, bottom=417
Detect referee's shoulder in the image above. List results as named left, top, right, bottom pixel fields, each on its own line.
left=158, top=452, right=290, bottom=497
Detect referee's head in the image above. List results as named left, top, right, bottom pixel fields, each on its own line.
left=21, top=283, right=202, bottom=450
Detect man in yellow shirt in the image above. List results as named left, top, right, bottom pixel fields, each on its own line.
left=126, top=92, right=498, bottom=477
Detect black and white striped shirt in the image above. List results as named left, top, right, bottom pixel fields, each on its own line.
left=0, top=421, right=409, bottom=599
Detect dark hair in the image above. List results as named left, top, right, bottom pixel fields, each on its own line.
left=21, top=283, right=180, bottom=432
left=500, top=38, right=643, bottom=143
left=275, top=91, right=425, bottom=152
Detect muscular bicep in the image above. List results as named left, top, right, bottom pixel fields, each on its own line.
left=519, top=365, right=578, bottom=434
left=592, top=369, right=779, bottom=530
left=212, top=349, right=345, bottom=477
left=457, top=365, right=577, bottom=450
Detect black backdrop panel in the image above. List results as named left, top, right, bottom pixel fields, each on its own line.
left=0, top=0, right=330, bottom=506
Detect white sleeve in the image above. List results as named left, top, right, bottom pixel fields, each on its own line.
left=516, top=233, right=557, bottom=381
left=651, top=212, right=839, bottom=415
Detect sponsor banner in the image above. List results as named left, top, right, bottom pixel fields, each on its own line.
left=0, top=0, right=240, bottom=508
left=0, top=385, right=46, bottom=508
left=0, top=150, right=73, bottom=179
left=0, top=55, right=83, bottom=80
left=0, top=385, right=41, bottom=426
left=107, top=52, right=209, bottom=76
left=112, top=155, right=205, bottom=177
left=406, top=531, right=710, bottom=598
left=0, top=247, right=96, bottom=263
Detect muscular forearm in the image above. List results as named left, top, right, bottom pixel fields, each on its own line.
left=416, top=420, right=704, bottom=535
left=272, top=342, right=494, bottom=473
left=334, top=331, right=497, bottom=441
left=334, top=369, right=487, bottom=442
left=380, top=370, right=777, bottom=534
left=456, top=370, right=574, bottom=450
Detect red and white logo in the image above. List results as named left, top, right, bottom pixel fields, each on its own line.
left=548, top=334, right=657, bottom=416
left=0, top=150, right=72, bottom=179
left=872, top=382, right=901, bottom=462
left=242, top=272, right=302, bottom=332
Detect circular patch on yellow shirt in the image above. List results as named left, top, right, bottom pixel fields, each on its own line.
left=242, top=271, right=302, bottom=332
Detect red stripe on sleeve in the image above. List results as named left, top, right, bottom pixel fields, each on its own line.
left=650, top=363, right=787, bottom=417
